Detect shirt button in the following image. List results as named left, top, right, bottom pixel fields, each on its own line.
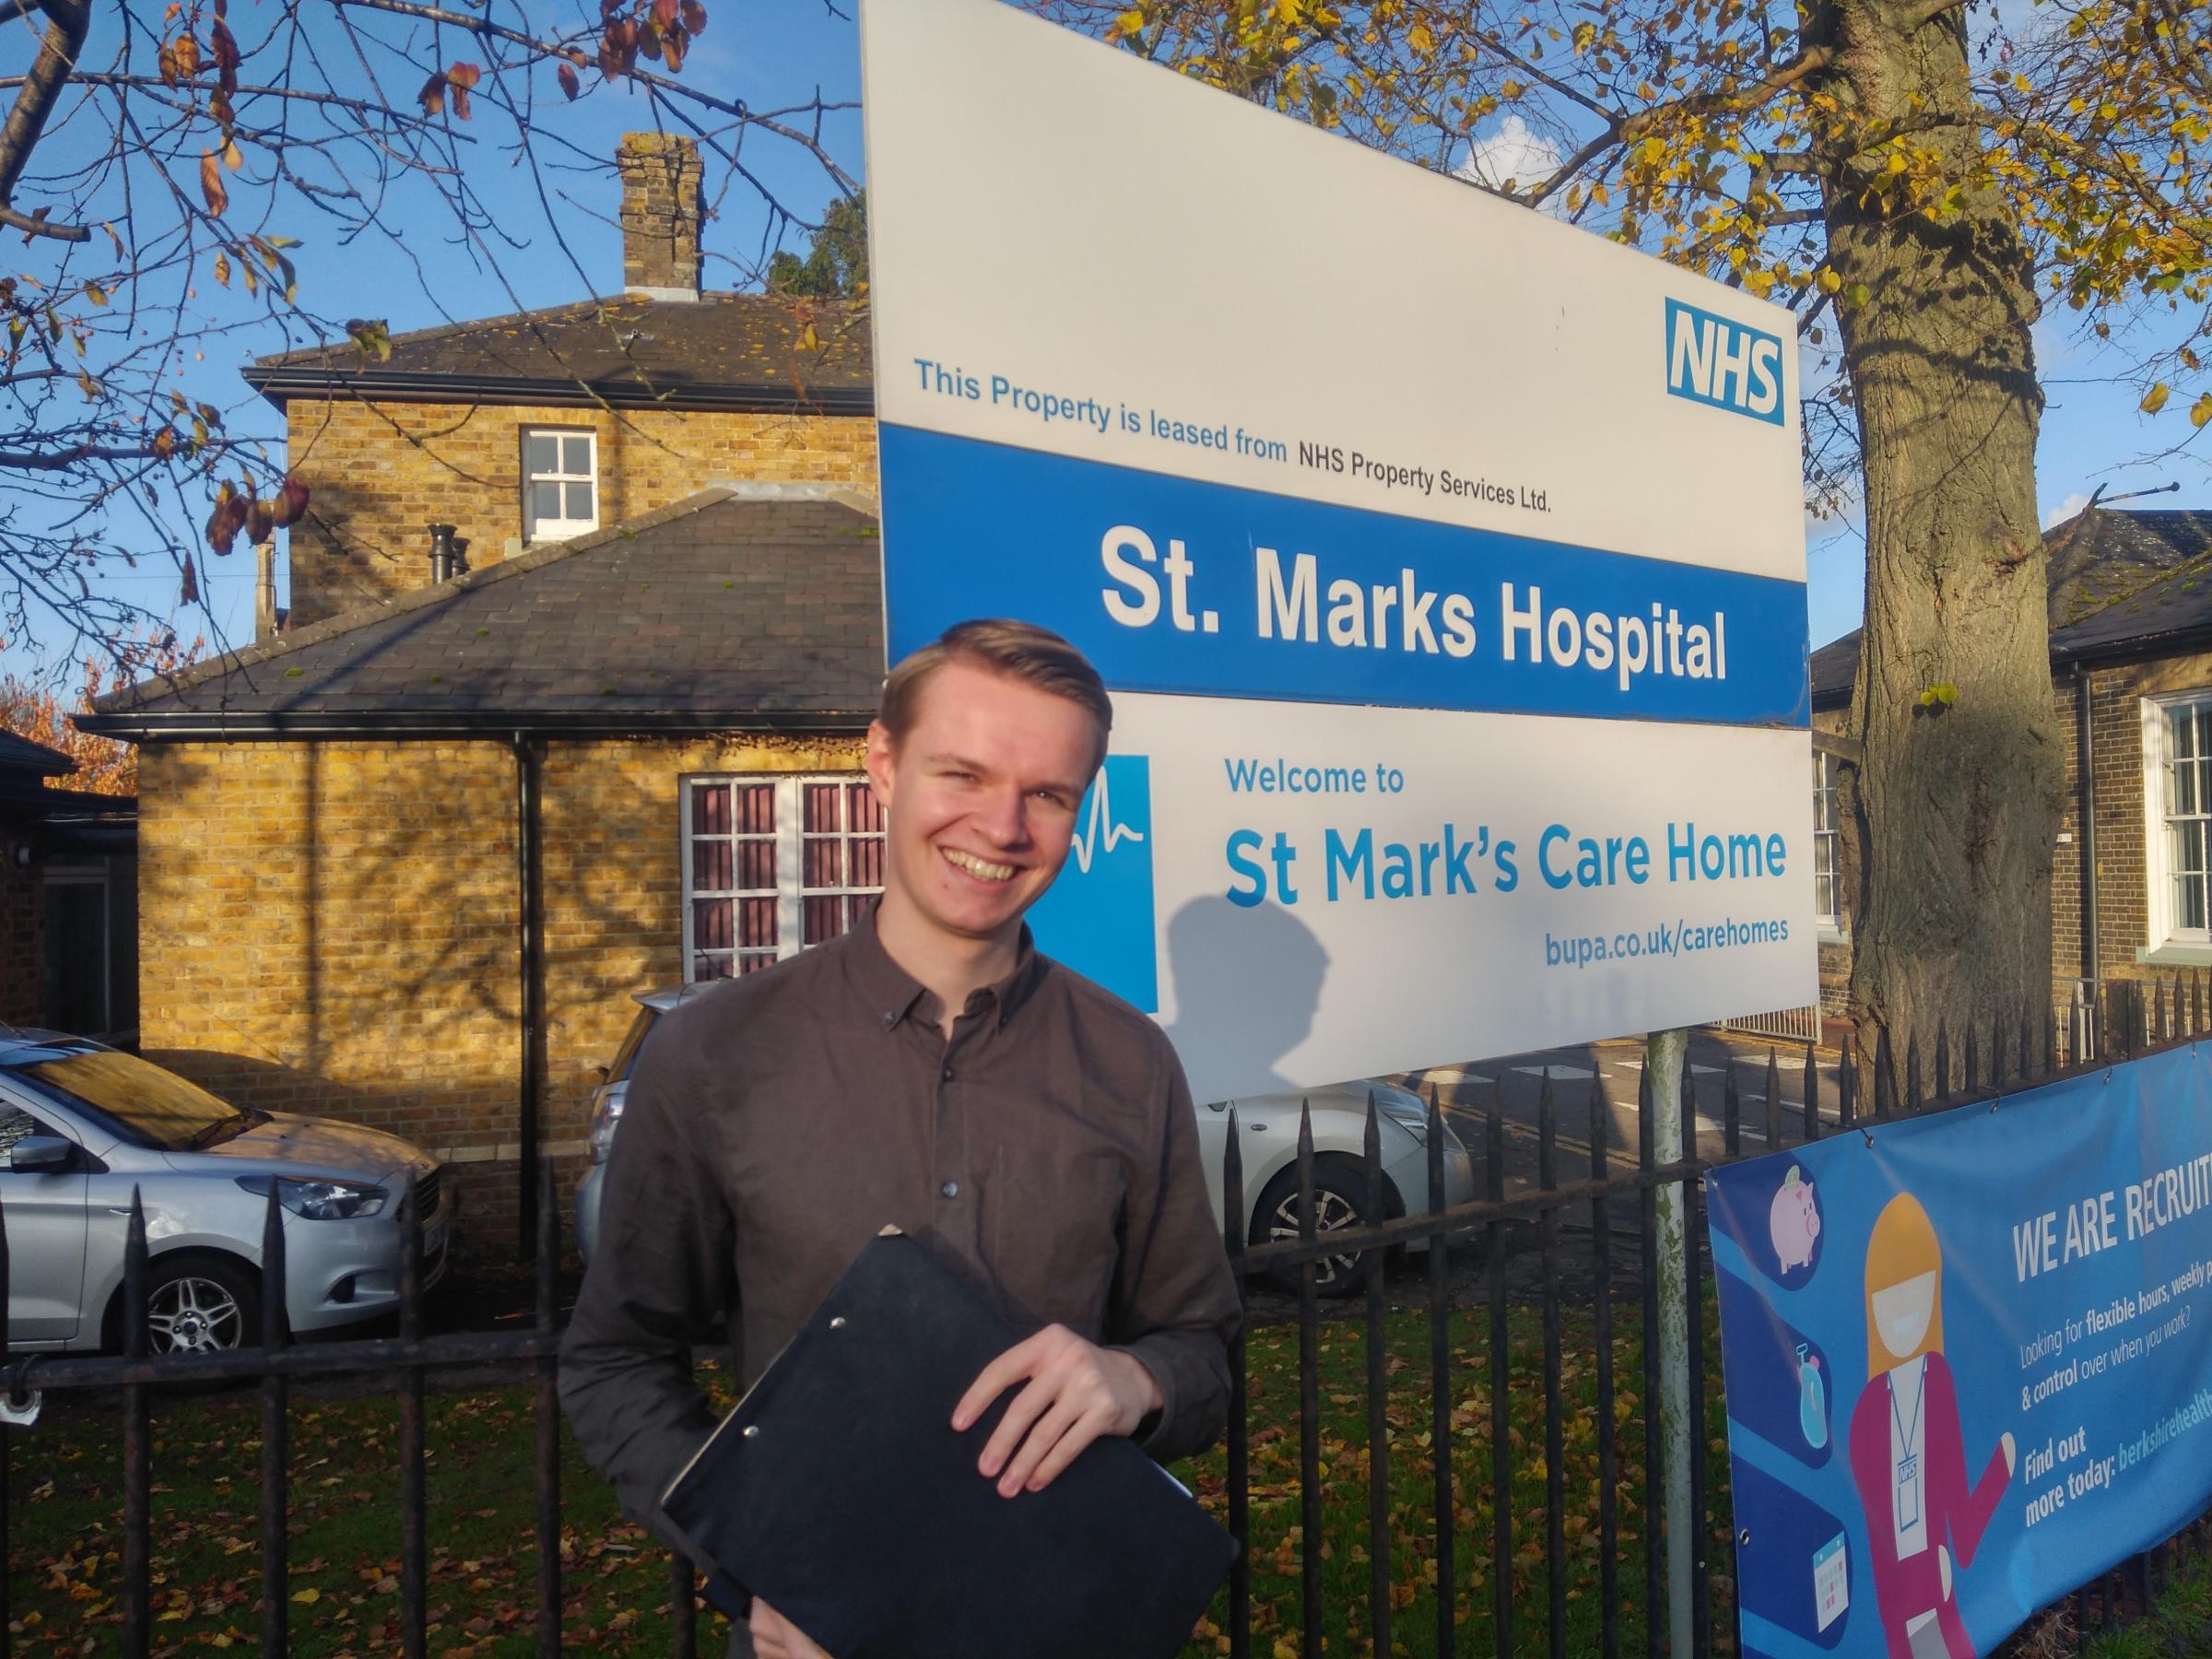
left=941, top=1065, right=955, bottom=1082
left=939, top=1179, right=959, bottom=1200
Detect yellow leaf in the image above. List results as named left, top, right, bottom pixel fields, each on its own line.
left=222, top=138, right=243, bottom=171
left=2192, top=393, right=2212, bottom=429
left=213, top=252, right=230, bottom=288
left=291, top=1588, right=321, bottom=1606
left=2143, top=382, right=2171, bottom=415
left=1407, top=19, right=1435, bottom=52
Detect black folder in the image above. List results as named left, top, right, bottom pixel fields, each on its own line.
left=660, top=1228, right=1238, bottom=1659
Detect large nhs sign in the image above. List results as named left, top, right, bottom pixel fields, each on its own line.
left=1665, top=299, right=1784, bottom=425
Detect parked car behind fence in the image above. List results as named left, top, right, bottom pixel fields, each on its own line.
left=575, top=988, right=1476, bottom=1294
left=0, top=1032, right=452, bottom=1354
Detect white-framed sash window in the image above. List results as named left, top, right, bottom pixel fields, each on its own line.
left=2147, top=691, right=2212, bottom=948
left=682, top=775, right=887, bottom=981
left=523, top=429, right=598, bottom=542
left=1813, top=747, right=1842, bottom=931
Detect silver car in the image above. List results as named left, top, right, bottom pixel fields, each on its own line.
left=1194, top=1079, right=1477, bottom=1295
left=574, top=985, right=708, bottom=1265
left=0, top=1033, right=453, bottom=1354
left=575, top=987, right=1476, bottom=1296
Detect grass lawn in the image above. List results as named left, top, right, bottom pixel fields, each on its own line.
left=2078, top=1549, right=2212, bottom=1659
left=3, top=1298, right=1738, bottom=1658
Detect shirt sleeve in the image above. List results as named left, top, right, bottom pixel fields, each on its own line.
left=1108, top=1039, right=1242, bottom=1465
left=557, top=1010, right=737, bottom=1549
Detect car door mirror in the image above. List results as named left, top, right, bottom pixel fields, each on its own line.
left=8, top=1135, right=73, bottom=1171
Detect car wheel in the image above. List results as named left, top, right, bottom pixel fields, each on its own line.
left=1251, top=1162, right=1383, bottom=1299
left=144, top=1253, right=262, bottom=1355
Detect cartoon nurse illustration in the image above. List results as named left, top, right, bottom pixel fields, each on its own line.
left=1848, top=1194, right=2016, bottom=1659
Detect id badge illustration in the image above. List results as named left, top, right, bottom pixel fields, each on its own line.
left=1706, top=1043, right=2212, bottom=1659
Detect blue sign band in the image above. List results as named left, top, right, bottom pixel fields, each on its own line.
left=881, top=424, right=1809, bottom=728
left=1707, top=1044, right=2212, bottom=1656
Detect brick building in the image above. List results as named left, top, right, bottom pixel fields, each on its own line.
left=82, top=137, right=882, bottom=1253
left=0, top=731, right=137, bottom=1043
left=1808, top=506, right=2212, bottom=1037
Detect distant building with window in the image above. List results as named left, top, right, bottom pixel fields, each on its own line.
left=0, top=731, right=136, bottom=1044
left=82, top=135, right=881, bottom=1253
left=241, top=133, right=872, bottom=631
left=1809, top=505, right=2212, bottom=1034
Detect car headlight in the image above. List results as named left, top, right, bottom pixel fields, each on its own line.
left=235, top=1175, right=388, bottom=1220
left=587, top=1089, right=626, bottom=1165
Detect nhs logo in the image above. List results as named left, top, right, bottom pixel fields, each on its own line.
left=1665, top=299, right=1784, bottom=425
left=1025, top=756, right=1159, bottom=1012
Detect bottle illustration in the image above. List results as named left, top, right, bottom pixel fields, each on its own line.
left=1797, top=1343, right=1829, bottom=1450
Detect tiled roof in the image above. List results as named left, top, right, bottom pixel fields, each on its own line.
left=0, top=729, right=71, bottom=776
left=1810, top=507, right=2212, bottom=707
left=83, top=489, right=885, bottom=736
left=241, top=294, right=871, bottom=414
left=2049, top=547, right=2212, bottom=663
left=2047, top=508, right=2212, bottom=626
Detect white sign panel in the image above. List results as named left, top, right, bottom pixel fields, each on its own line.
left=860, top=0, right=1817, bottom=1105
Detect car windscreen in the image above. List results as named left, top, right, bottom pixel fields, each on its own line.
left=6, top=1049, right=257, bottom=1152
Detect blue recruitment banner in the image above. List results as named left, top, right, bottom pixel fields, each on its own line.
left=1707, top=1043, right=2212, bottom=1659
left=878, top=424, right=1811, bottom=730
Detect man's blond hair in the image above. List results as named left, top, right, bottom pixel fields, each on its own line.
left=878, top=619, right=1112, bottom=772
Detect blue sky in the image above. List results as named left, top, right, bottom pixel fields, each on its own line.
left=14, top=0, right=2203, bottom=674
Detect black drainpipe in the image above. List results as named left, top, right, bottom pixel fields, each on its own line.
left=514, top=733, right=547, bottom=1261
left=2077, top=667, right=2099, bottom=993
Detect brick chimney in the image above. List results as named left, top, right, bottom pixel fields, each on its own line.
left=617, top=132, right=702, bottom=300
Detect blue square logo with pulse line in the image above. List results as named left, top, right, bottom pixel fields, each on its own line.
left=1027, top=756, right=1159, bottom=1012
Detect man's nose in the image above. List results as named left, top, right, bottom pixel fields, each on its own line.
left=973, top=785, right=1030, bottom=847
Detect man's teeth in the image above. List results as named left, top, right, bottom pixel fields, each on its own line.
left=943, top=848, right=1015, bottom=882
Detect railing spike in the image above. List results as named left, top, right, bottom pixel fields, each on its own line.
left=1764, top=1046, right=1782, bottom=1149
left=261, top=1182, right=289, bottom=1659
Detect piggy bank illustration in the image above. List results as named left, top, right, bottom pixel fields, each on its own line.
left=1769, top=1165, right=1821, bottom=1275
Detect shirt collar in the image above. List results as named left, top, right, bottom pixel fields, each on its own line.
left=846, top=902, right=1050, bottom=1031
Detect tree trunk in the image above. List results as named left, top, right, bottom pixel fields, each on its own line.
left=1812, top=0, right=2061, bottom=1098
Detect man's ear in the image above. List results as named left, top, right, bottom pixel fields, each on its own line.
left=864, top=720, right=897, bottom=809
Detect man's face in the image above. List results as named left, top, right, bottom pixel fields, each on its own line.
left=865, top=660, right=1101, bottom=949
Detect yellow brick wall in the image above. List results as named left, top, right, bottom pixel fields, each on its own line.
left=282, top=399, right=877, bottom=627
left=537, top=734, right=869, bottom=1162
left=138, top=733, right=868, bottom=1252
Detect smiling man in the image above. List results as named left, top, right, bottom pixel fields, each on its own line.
left=560, top=619, right=1241, bottom=1659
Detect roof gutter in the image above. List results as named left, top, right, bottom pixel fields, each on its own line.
left=73, top=708, right=877, bottom=743
left=241, top=365, right=875, bottom=418
left=2050, top=623, right=2212, bottom=673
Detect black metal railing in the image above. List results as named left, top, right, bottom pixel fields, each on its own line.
left=3, top=975, right=2210, bottom=1657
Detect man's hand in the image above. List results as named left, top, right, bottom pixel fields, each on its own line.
left=751, top=1597, right=830, bottom=1659
left=952, top=1324, right=1165, bottom=1498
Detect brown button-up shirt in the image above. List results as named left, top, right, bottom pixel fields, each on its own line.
left=559, top=910, right=1242, bottom=1550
